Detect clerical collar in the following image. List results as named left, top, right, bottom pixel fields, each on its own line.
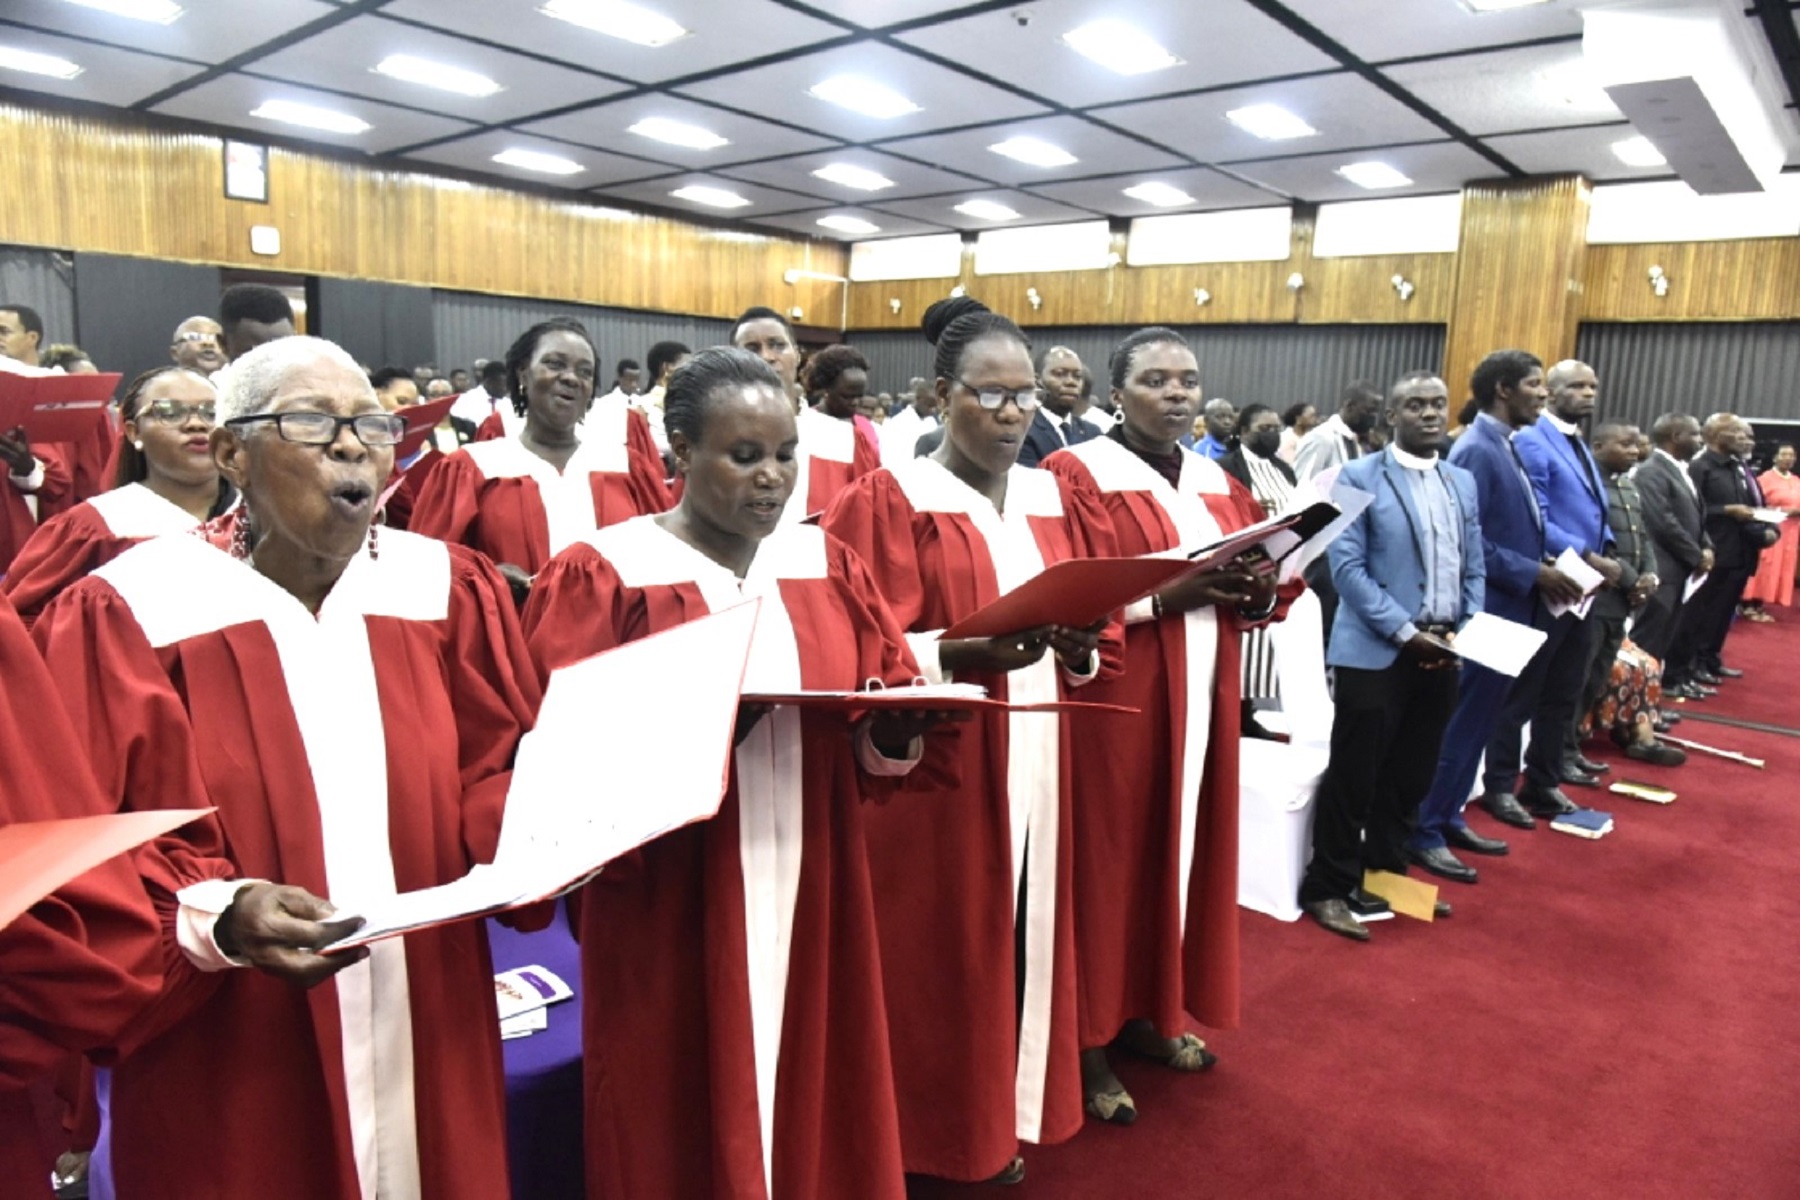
left=1543, top=410, right=1581, bottom=436
left=1390, top=444, right=1438, bottom=471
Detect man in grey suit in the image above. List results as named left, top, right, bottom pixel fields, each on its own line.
left=1631, top=412, right=1713, bottom=680
left=1298, top=371, right=1483, bottom=941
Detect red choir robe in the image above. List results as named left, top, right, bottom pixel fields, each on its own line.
left=409, top=396, right=670, bottom=574
left=1, top=446, right=73, bottom=576
left=821, top=456, right=1123, bottom=1180
left=523, top=516, right=932, bottom=1200
left=32, top=528, right=542, bottom=1200
left=62, top=417, right=117, bottom=505
left=1044, top=437, right=1288, bottom=1042
left=4, top=483, right=221, bottom=625
left=381, top=425, right=462, bottom=533
left=0, top=595, right=161, bottom=1199
left=784, top=405, right=879, bottom=522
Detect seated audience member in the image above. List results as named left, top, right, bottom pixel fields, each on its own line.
left=42, top=344, right=96, bottom=374
left=448, top=366, right=471, bottom=393
left=1292, top=382, right=1380, bottom=480
left=32, top=335, right=543, bottom=1200
left=1219, top=402, right=1297, bottom=517
left=881, top=376, right=941, bottom=463
left=1044, top=326, right=1284, bottom=1121
left=1299, top=371, right=1479, bottom=941
left=733, top=307, right=879, bottom=519
left=802, top=343, right=881, bottom=456
left=410, top=362, right=437, bottom=392
left=168, top=316, right=226, bottom=377
left=217, top=284, right=295, bottom=362
left=1190, top=398, right=1235, bottom=460
left=1277, top=401, right=1318, bottom=464
left=525, top=347, right=953, bottom=1200
left=370, top=365, right=420, bottom=411
left=1632, top=412, right=1711, bottom=680
left=1019, top=346, right=1102, bottom=468
left=1740, top=442, right=1798, bottom=617
left=632, top=340, right=690, bottom=457
left=599, top=357, right=640, bottom=403
left=6, top=367, right=235, bottom=623
left=423, top=376, right=454, bottom=400
left=450, top=358, right=510, bottom=428
left=858, top=388, right=890, bottom=425
left=409, top=318, right=669, bottom=600
left=1074, top=367, right=1116, bottom=432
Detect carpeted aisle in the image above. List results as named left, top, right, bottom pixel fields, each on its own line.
left=916, top=616, right=1800, bottom=1199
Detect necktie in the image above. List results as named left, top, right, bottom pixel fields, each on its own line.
left=1743, top=463, right=1765, bottom=506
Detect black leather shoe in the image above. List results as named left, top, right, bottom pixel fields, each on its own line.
left=1345, top=887, right=1390, bottom=917
left=1478, top=792, right=1537, bottom=830
left=1433, top=900, right=1453, bottom=919
left=1691, top=669, right=1723, bottom=686
left=1521, top=785, right=1579, bottom=818
left=1405, top=845, right=1478, bottom=884
left=1303, top=898, right=1370, bottom=941
left=1666, top=683, right=1709, bottom=701
left=1715, top=665, right=1744, bottom=679
left=1571, top=753, right=1609, bottom=774
left=1446, top=825, right=1510, bottom=856
left=1559, top=762, right=1601, bottom=788
left=1625, top=741, right=1687, bottom=766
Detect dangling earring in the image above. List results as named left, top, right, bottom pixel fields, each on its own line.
left=367, top=522, right=381, bottom=562
left=229, top=513, right=252, bottom=561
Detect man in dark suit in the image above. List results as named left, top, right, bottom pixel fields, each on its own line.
left=1017, top=345, right=1102, bottom=467
left=1631, top=412, right=1711, bottom=683
left=1407, top=350, right=1584, bottom=884
left=1219, top=403, right=1298, bottom=516
left=1667, top=414, right=1780, bottom=688
left=1299, top=371, right=1482, bottom=940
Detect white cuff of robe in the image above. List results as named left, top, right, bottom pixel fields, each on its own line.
left=853, top=721, right=923, bottom=777
left=1122, top=597, right=1158, bottom=625
left=1061, top=649, right=1100, bottom=687
left=8, top=460, right=44, bottom=492
left=175, top=877, right=261, bottom=972
left=906, top=630, right=946, bottom=684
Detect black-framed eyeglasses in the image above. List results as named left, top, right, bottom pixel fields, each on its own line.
left=140, top=400, right=217, bottom=425
left=952, top=377, right=1042, bottom=412
left=225, top=411, right=405, bottom=447
left=172, top=331, right=222, bottom=346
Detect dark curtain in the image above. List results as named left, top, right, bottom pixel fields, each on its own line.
left=314, top=278, right=436, bottom=373
left=72, top=253, right=221, bottom=381
left=433, top=290, right=731, bottom=380
left=1575, top=321, right=1800, bottom=434
left=0, top=245, right=77, bottom=356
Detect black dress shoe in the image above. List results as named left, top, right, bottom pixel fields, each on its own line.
left=1625, top=741, right=1687, bottom=766
left=1345, top=887, right=1391, bottom=917
left=1691, top=669, right=1723, bottom=686
left=1433, top=900, right=1453, bottom=919
left=1478, top=792, right=1537, bottom=830
left=1666, top=682, right=1709, bottom=701
left=1303, top=898, right=1370, bottom=941
left=1571, top=753, right=1609, bottom=774
left=1715, top=665, right=1744, bottom=679
left=1520, top=785, right=1579, bottom=818
left=1405, top=845, right=1478, bottom=884
left=1446, top=825, right=1510, bottom=856
left=1559, top=763, right=1601, bottom=788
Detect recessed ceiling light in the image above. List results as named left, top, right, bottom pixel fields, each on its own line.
left=628, top=116, right=728, bottom=150
left=373, top=54, right=502, bottom=98
left=1060, top=18, right=1182, bottom=76
left=818, top=215, right=881, bottom=234
left=1226, top=103, right=1317, bottom=141
left=1335, top=160, right=1413, bottom=189
left=1124, top=182, right=1195, bottom=207
left=249, top=99, right=370, bottom=135
left=989, top=136, right=1078, bottom=168
left=672, top=185, right=752, bottom=209
left=807, top=75, right=921, bottom=120
left=61, top=0, right=183, bottom=22
left=955, top=199, right=1021, bottom=221
left=812, top=163, right=895, bottom=191
left=493, top=148, right=584, bottom=175
left=539, top=0, right=689, bottom=47
left=1460, top=0, right=1553, bottom=10
left=0, top=45, right=83, bottom=79
left=1611, top=136, right=1667, bottom=167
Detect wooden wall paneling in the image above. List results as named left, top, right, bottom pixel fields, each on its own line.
left=1301, top=252, right=1456, bottom=324
left=1580, top=239, right=1800, bottom=321
left=846, top=276, right=962, bottom=330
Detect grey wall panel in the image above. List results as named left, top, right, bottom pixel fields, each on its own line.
left=72, top=253, right=221, bottom=382
left=848, top=324, right=1446, bottom=412
left=0, top=245, right=77, bottom=359
left=433, top=290, right=731, bottom=381
left=1574, top=321, right=1800, bottom=435
left=315, top=278, right=436, bottom=372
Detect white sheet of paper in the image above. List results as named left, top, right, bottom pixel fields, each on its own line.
left=1279, top=481, right=1373, bottom=585
left=331, top=601, right=760, bottom=950
left=500, top=1010, right=547, bottom=1039
left=1546, top=546, right=1605, bottom=619
left=1750, top=507, right=1788, bottom=524
left=1449, top=612, right=1548, bottom=677
left=1683, top=571, right=1708, bottom=603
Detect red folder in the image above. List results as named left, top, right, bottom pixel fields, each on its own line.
left=941, top=556, right=1200, bottom=640
left=0, top=372, right=122, bottom=443
left=0, top=807, right=214, bottom=930
left=393, top=396, right=458, bottom=462
left=743, top=687, right=1137, bottom=716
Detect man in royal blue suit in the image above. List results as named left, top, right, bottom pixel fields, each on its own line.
left=1299, top=371, right=1483, bottom=940
left=1407, top=350, right=1585, bottom=884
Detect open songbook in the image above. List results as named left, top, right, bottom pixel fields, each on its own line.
left=325, top=601, right=761, bottom=952
left=0, top=807, right=215, bottom=930
left=0, top=370, right=122, bottom=443
left=744, top=679, right=1137, bottom=716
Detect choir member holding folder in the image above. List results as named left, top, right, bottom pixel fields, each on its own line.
left=523, top=347, right=951, bottom=1200
left=32, top=337, right=542, bottom=1200
left=822, top=297, right=1121, bottom=1185
left=409, top=317, right=669, bottom=600
left=5, top=367, right=236, bottom=625
left=1042, top=327, right=1285, bottom=1124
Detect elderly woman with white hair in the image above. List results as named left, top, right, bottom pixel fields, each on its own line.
left=32, top=336, right=543, bottom=1200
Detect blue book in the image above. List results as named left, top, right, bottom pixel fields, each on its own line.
left=1549, top=808, right=1614, bottom=839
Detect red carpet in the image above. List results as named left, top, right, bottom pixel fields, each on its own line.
left=913, top=614, right=1800, bottom=1199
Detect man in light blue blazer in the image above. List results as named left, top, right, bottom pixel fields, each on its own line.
left=1298, top=371, right=1484, bottom=941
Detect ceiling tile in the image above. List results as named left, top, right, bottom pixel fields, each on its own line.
left=894, top=0, right=1338, bottom=109
left=1278, top=0, right=1584, bottom=64
left=591, top=173, right=825, bottom=219
left=1480, top=123, right=1668, bottom=182
left=401, top=129, right=672, bottom=188
left=1382, top=42, right=1622, bottom=136
left=1026, top=166, right=1283, bottom=216
left=1230, top=140, right=1497, bottom=203
left=744, top=206, right=952, bottom=241
left=380, top=0, right=844, bottom=85
left=151, top=74, right=477, bottom=154
left=0, top=25, right=205, bottom=106
left=2, top=0, right=338, bottom=65
left=723, top=149, right=983, bottom=202
left=877, top=114, right=1185, bottom=188
left=824, top=1, right=985, bottom=29
left=674, top=41, right=1049, bottom=141
left=872, top=189, right=1099, bottom=231
left=1098, top=72, right=1446, bottom=165
left=519, top=94, right=838, bottom=167
left=247, top=15, right=629, bottom=124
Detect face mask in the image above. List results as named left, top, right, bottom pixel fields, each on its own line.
left=1246, top=430, right=1282, bottom=458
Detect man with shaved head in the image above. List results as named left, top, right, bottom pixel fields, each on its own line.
left=1018, top=345, right=1101, bottom=468
left=169, top=315, right=226, bottom=376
